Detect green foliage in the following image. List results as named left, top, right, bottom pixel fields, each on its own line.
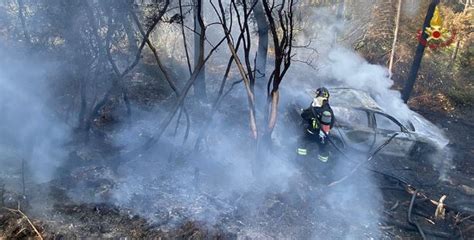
left=447, top=87, right=474, bottom=107
left=353, top=0, right=472, bottom=112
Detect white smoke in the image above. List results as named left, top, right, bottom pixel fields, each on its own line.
left=0, top=46, right=71, bottom=185
left=0, top=1, right=454, bottom=239
left=111, top=1, right=452, bottom=238
left=279, top=2, right=453, bottom=238
left=102, top=92, right=299, bottom=230
left=318, top=47, right=452, bottom=178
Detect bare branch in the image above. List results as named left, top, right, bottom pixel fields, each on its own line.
left=84, top=0, right=170, bottom=131
left=214, top=0, right=258, bottom=139
left=130, top=9, right=191, bottom=142
left=179, top=0, right=193, bottom=75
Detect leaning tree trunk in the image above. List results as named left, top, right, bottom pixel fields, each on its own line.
left=214, top=0, right=258, bottom=139
left=402, top=0, right=440, bottom=103
left=388, top=0, right=402, bottom=75
left=17, top=0, right=30, bottom=44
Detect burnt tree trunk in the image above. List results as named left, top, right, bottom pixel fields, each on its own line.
left=262, top=0, right=294, bottom=140
left=193, top=0, right=207, bottom=101
left=123, top=13, right=138, bottom=55
left=253, top=0, right=269, bottom=128
left=254, top=0, right=269, bottom=88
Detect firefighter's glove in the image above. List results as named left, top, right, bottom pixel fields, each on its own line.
left=319, top=130, right=326, bottom=143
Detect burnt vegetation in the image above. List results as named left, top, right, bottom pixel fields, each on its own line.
left=0, top=0, right=473, bottom=239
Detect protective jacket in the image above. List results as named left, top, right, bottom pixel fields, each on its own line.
left=299, top=101, right=334, bottom=162
left=301, top=102, right=334, bottom=133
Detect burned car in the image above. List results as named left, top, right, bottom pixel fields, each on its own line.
left=291, top=88, right=443, bottom=159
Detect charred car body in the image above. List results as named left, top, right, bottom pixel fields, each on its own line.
left=292, top=88, right=443, bottom=159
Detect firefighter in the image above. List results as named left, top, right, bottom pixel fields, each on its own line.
left=299, top=87, right=335, bottom=162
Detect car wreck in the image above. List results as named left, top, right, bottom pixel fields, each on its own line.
left=290, top=88, right=446, bottom=161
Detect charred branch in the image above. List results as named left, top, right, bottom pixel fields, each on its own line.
left=193, top=0, right=207, bottom=100
left=179, top=0, right=193, bottom=75
left=83, top=0, right=170, bottom=133
left=131, top=8, right=193, bottom=142
left=119, top=34, right=227, bottom=161
left=194, top=16, right=248, bottom=151
left=262, top=0, right=295, bottom=137
left=408, top=190, right=427, bottom=240
left=212, top=0, right=258, bottom=139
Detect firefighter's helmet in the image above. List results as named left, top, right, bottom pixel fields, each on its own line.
left=315, top=87, right=330, bottom=99
left=312, top=87, right=330, bottom=107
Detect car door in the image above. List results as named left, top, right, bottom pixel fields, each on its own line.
left=373, top=112, right=416, bottom=157
left=332, top=107, right=375, bottom=153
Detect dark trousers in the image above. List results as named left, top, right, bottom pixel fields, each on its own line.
left=301, top=129, right=329, bottom=158
left=297, top=129, right=333, bottom=183
left=317, top=134, right=329, bottom=158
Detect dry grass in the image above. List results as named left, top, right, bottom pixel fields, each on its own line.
left=409, top=93, right=456, bottom=113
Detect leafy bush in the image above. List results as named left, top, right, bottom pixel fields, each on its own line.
left=447, top=87, right=474, bottom=107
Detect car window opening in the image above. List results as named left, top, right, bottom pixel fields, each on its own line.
left=375, top=113, right=402, bottom=132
